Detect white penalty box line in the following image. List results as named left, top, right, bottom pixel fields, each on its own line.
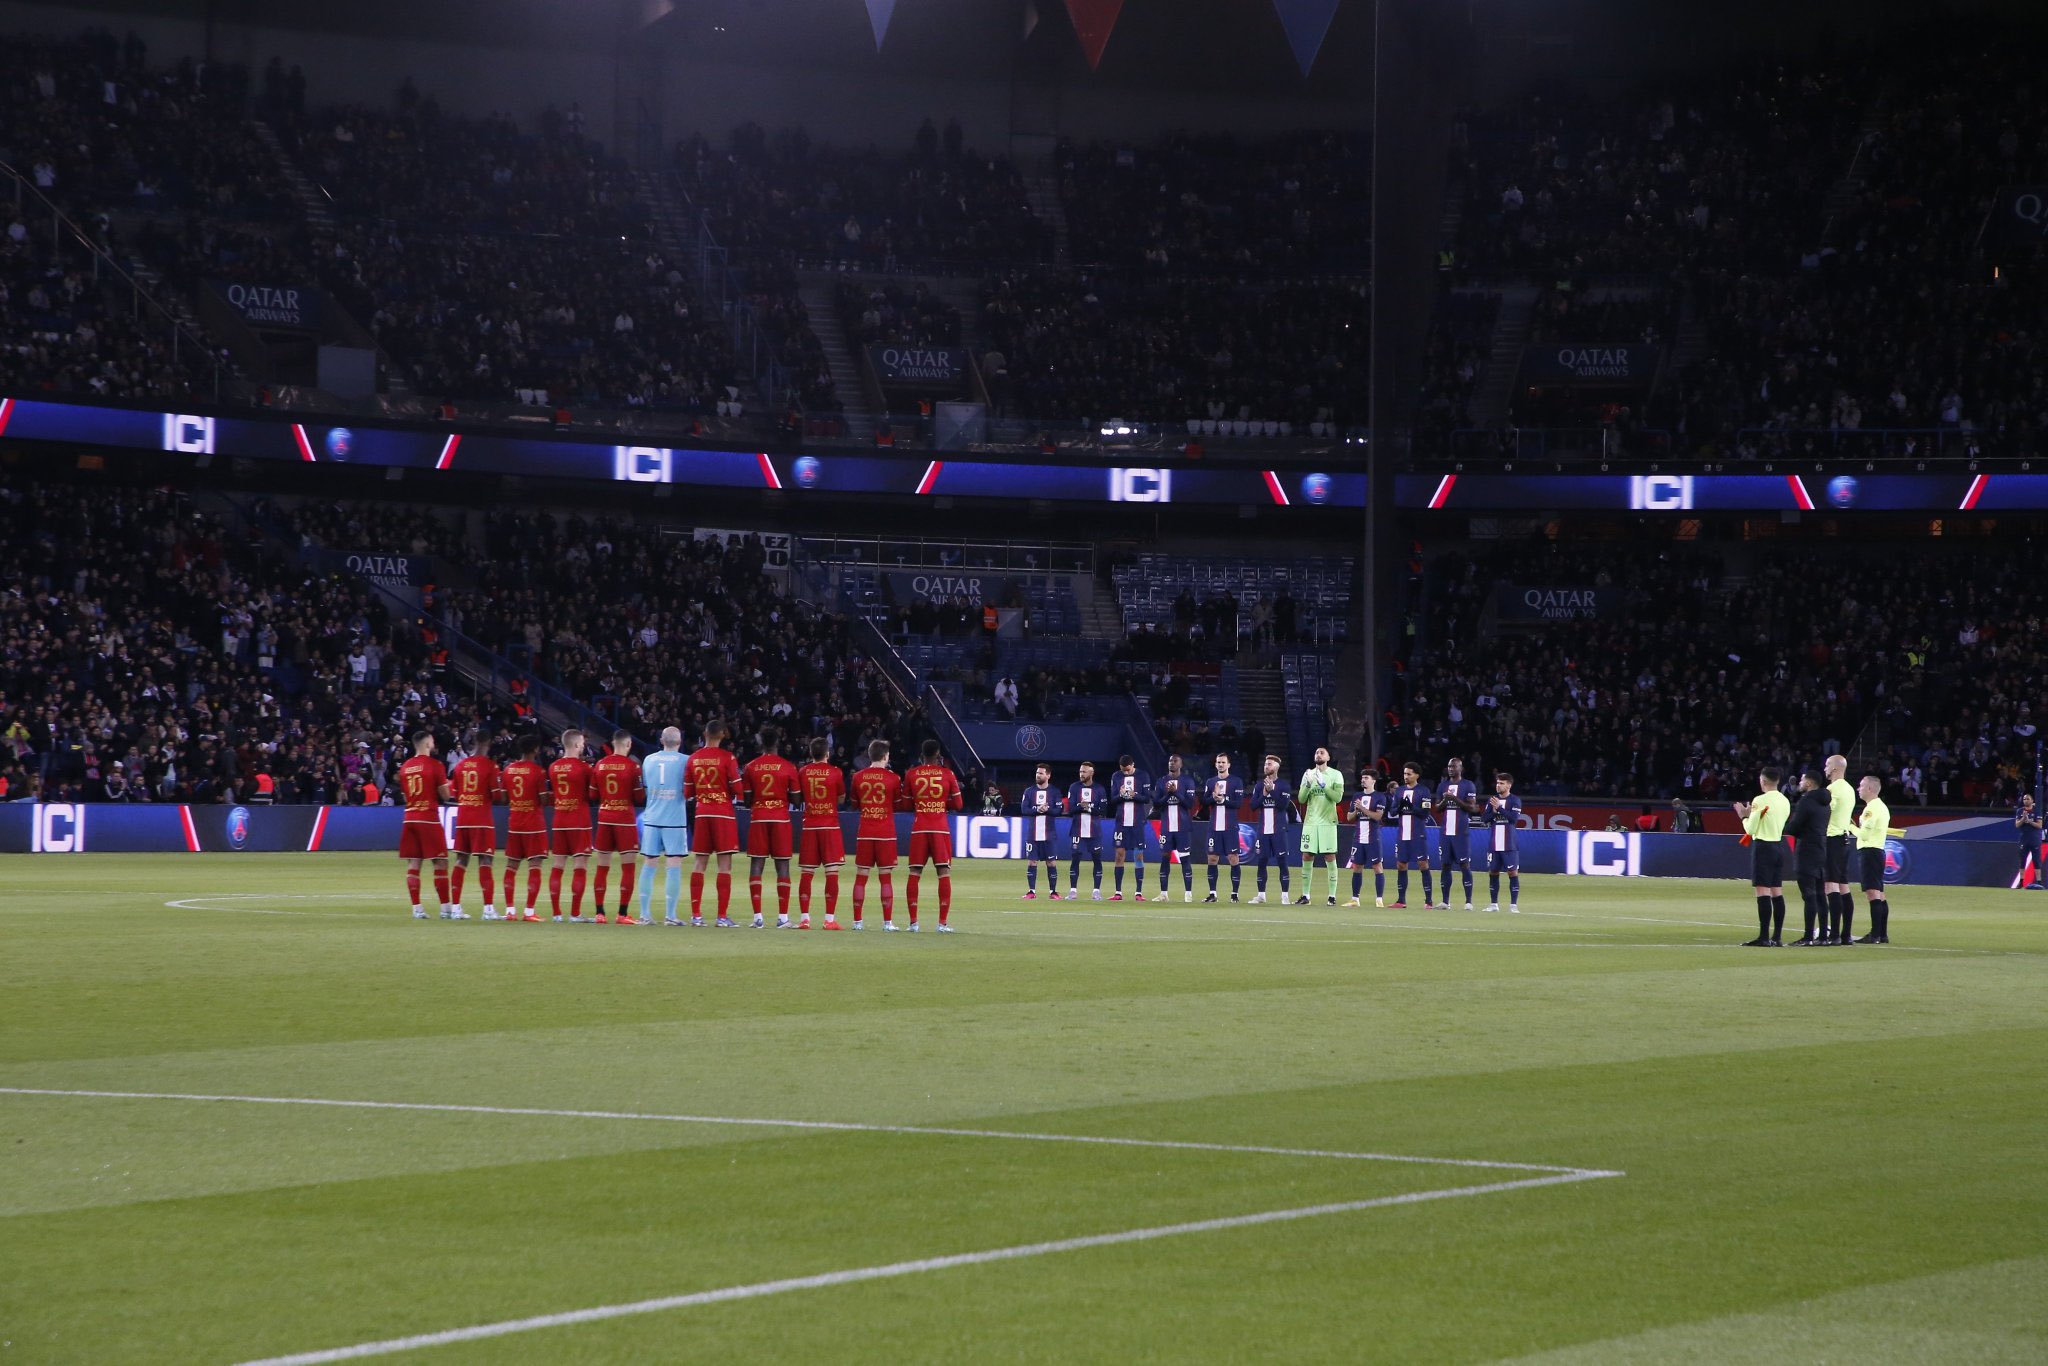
left=0, top=1087, right=1622, bottom=1364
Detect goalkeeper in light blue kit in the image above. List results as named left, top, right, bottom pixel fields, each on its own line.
left=638, top=727, right=692, bottom=925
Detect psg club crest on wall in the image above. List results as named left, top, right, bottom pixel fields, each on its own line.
left=793, top=456, right=823, bottom=488
left=324, top=427, right=355, bottom=461
left=1883, top=836, right=1909, bottom=884
left=225, top=805, right=252, bottom=850
left=1236, top=822, right=1256, bottom=858
left=1300, top=472, right=1333, bottom=505
left=1826, top=475, right=1859, bottom=509
left=1014, top=725, right=1047, bottom=758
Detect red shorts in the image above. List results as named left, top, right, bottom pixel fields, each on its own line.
left=855, top=834, right=898, bottom=868
left=747, top=817, right=794, bottom=858
left=800, top=825, right=845, bottom=867
left=452, top=824, right=496, bottom=855
left=505, top=830, right=547, bottom=861
left=550, top=825, right=593, bottom=857
left=399, top=820, right=448, bottom=860
left=907, top=831, right=953, bottom=867
left=593, top=822, right=638, bottom=854
left=693, top=813, right=739, bottom=854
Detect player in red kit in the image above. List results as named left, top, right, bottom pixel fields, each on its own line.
left=742, top=727, right=801, bottom=928
left=903, top=739, right=963, bottom=932
left=500, top=735, right=549, bottom=920
left=849, top=739, right=901, bottom=929
left=448, top=735, right=503, bottom=919
left=686, top=718, right=744, bottom=925
left=796, top=736, right=846, bottom=929
left=547, top=729, right=594, bottom=921
left=591, top=730, right=645, bottom=923
left=397, top=730, right=454, bottom=920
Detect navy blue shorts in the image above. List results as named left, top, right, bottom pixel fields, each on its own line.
left=1395, top=837, right=1430, bottom=864
left=1438, top=833, right=1471, bottom=867
left=1250, top=832, right=1289, bottom=865
left=1112, top=824, right=1146, bottom=853
left=1346, top=838, right=1382, bottom=868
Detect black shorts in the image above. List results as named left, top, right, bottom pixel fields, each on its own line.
left=1859, top=848, right=1886, bottom=892
left=1750, top=841, right=1784, bottom=887
left=1824, top=835, right=1851, bottom=883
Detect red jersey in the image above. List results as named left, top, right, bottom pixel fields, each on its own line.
left=685, top=745, right=742, bottom=815
left=398, top=755, right=448, bottom=823
left=850, top=765, right=901, bottom=836
left=743, top=753, right=801, bottom=823
left=502, top=759, right=548, bottom=834
left=797, top=761, right=845, bottom=823
left=903, top=763, right=962, bottom=833
left=548, top=755, right=592, bottom=830
left=450, top=755, right=500, bottom=828
left=591, top=752, right=643, bottom=826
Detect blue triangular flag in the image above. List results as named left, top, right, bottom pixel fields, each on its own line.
left=1273, top=0, right=1340, bottom=75
left=864, top=0, right=897, bottom=50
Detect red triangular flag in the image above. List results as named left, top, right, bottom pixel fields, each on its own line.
left=1063, top=0, right=1124, bottom=70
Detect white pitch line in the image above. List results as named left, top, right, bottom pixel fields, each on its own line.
left=0, top=1087, right=1610, bottom=1175
left=233, top=1170, right=1615, bottom=1366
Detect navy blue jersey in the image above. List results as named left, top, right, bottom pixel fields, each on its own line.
left=1201, top=774, right=1246, bottom=834
left=1065, top=781, right=1110, bottom=841
left=1019, top=783, right=1061, bottom=845
left=1437, top=778, right=1479, bottom=838
left=1350, top=789, right=1387, bottom=843
left=1154, top=773, right=1197, bottom=838
left=1108, top=769, right=1152, bottom=828
left=1249, top=777, right=1295, bottom=838
left=1483, top=793, right=1522, bottom=855
left=1388, top=783, right=1433, bottom=844
left=2017, top=803, right=2044, bottom=846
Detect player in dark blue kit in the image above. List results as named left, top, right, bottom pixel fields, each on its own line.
left=1483, top=772, right=1523, bottom=913
left=1200, top=754, right=1246, bottom=903
left=1018, top=764, right=1062, bottom=899
left=1346, top=769, right=1388, bottom=907
left=1107, top=754, right=1151, bottom=901
left=1247, top=755, right=1294, bottom=904
left=1064, top=761, right=1110, bottom=901
left=1436, top=756, right=1480, bottom=912
left=1387, top=762, right=1434, bottom=908
left=1153, top=754, right=1198, bottom=902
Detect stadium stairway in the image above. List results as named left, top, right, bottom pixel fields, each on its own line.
left=254, top=120, right=336, bottom=231
left=799, top=277, right=877, bottom=435
left=1238, top=668, right=1293, bottom=767
left=1471, top=284, right=1539, bottom=428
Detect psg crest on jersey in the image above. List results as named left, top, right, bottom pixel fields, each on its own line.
left=1014, top=724, right=1047, bottom=757
left=225, top=805, right=252, bottom=850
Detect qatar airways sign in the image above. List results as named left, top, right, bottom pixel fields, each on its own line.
left=868, top=344, right=966, bottom=389
left=207, top=280, right=323, bottom=330
left=1495, top=584, right=1616, bottom=622
left=1520, top=343, right=1657, bottom=385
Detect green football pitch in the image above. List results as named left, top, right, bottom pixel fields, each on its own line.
left=3, top=854, right=2044, bottom=1364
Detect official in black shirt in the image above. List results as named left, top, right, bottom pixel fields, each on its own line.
left=1784, top=771, right=1833, bottom=945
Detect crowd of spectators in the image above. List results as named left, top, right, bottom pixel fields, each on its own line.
left=980, top=270, right=1368, bottom=427
left=0, top=476, right=495, bottom=806
left=1401, top=538, right=2042, bottom=807
left=1057, top=131, right=1369, bottom=275
left=837, top=278, right=960, bottom=349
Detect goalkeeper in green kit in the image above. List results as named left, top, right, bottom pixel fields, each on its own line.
left=1296, top=746, right=1345, bottom=905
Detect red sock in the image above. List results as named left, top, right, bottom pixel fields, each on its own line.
left=825, top=872, right=840, bottom=917
left=690, top=870, right=705, bottom=914
left=852, top=872, right=867, bottom=921
left=879, top=873, right=894, bottom=922
left=405, top=868, right=421, bottom=907
left=449, top=864, right=466, bottom=906
left=777, top=878, right=791, bottom=919
left=549, top=866, right=563, bottom=915
left=749, top=877, right=763, bottom=917
left=570, top=867, right=587, bottom=916
left=479, top=864, right=495, bottom=907
left=527, top=866, right=542, bottom=912
left=593, top=864, right=609, bottom=906
left=799, top=871, right=814, bottom=915
left=716, top=871, right=732, bottom=915
left=905, top=873, right=920, bottom=923
left=938, top=871, right=952, bottom=926
left=619, top=862, right=637, bottom=911
left=432, top=866, right=450, bottom=909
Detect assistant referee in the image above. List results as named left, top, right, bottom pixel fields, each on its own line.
left=1735, top=769, right=1790, bottom=946
left=1853, top=775, right=1892, bottom=943
left=1823, top=755, right=1856, bottom=943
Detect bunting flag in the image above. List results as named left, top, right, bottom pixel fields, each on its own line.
left=1272, top=0, right=1341, bottom=75
left=863, top=0, right=896, bottom=51
left=1062, top=0, right=1125, bottom=71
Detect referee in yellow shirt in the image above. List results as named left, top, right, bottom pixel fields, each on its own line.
left=1734, top=768, right=1790, bottom=946
left=1853, top=775, right=1892, bottom=944
left=1822, top=755, right=1857, bottom=944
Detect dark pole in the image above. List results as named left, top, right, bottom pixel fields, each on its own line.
left=1361, top=0, right=1383, bottom=773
